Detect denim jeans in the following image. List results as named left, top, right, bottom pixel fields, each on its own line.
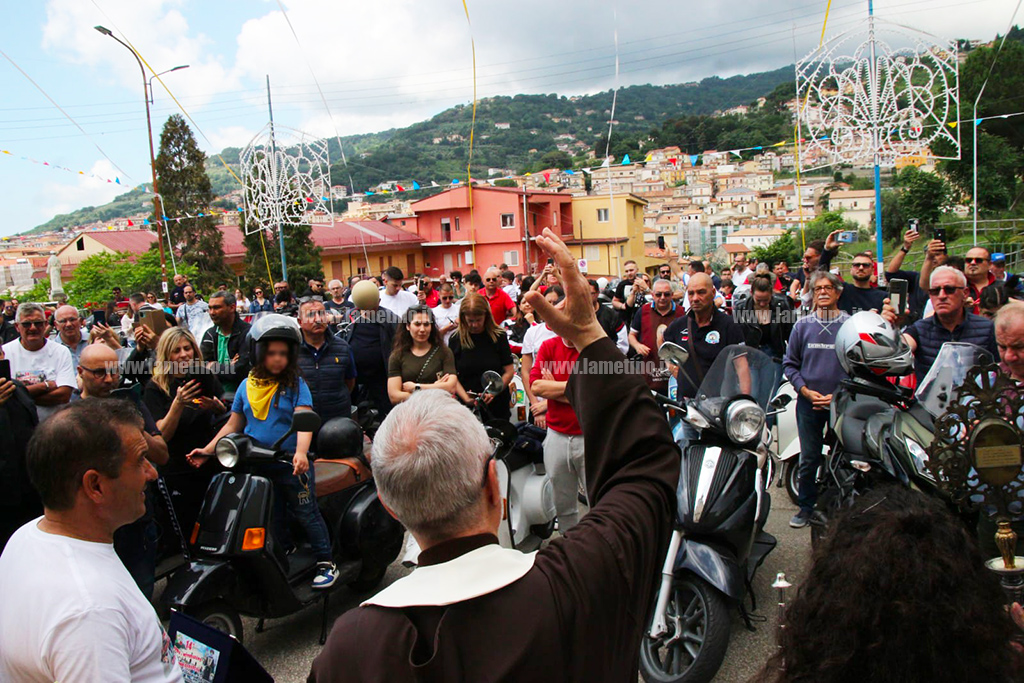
left=257, top=461, right=333, bottom=563
left=795, top=397, right=830, bottom=514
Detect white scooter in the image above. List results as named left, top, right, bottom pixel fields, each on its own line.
left=770, top=380, right=801, bottom=504
left=474, top=371, right=557, bottom=552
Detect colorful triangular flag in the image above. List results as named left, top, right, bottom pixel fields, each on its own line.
left=622, top=154, right=630, bottom=164
left=127, top=219, right=134, bottom=226
left=412, top=181, right=421, bottom=190
left=396, top=184, right=405, bottom=192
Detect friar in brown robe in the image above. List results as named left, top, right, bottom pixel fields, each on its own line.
left=308, top=229, right=680, bottom=683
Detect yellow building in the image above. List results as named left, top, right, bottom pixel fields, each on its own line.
left=567, top=194, right=650, bottom=277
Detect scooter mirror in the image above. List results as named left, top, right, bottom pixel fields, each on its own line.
left=658, top=342, right=689, bottom=368
left=481, top=370, right=504, bottom=396
left=769, top=394, right=793, bottom=410
left=291, top=410, right=322, bottom=434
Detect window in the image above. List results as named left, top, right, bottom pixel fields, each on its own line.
left=503, top=250, right=520, bottom=267
left=500, top=213, right=515, bottom=229
left=455, top=217, right=461, bottom=232
left=619, top=245, right=625, bottom=257
left=584, top=245, right=600, bottom=261
left=76, top=238, right=85, bottom=251
left=597, top=208, right=610, bottom=222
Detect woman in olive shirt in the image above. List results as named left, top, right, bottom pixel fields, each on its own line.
left=387, top=305, right=458, bottom=405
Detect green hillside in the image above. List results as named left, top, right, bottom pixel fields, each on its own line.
left=34, top=65, right=795, bottom=233
left=27, top=185, right=151, bottom=235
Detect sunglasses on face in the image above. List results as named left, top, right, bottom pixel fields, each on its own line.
left=254, top=291, right=263, bottom=295
left=80, top=365, right=117, bottom=379
left=441, top=296, right=454, bottom=301
left=484, top=277, right=497, bottom=282
left=653, top=292, right=673, bottom=298
left=965, top=257, right=989, bottom=264
left=851, top=262, right=872, bottom=269
left=18, top=320, right=46, bottom=329
left=928, top=285, right=963, bottom=296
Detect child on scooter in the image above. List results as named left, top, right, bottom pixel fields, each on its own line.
left=188, top=315, right=338, bottom=589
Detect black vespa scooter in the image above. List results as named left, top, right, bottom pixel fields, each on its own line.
left=640, top=343, right=780, bottom=683
left=159, top=411, right=403, bottom=645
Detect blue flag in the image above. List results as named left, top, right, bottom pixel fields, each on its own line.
left=412, top=180, right=421, bottom=190
left=622, top=154, right=630, bottom=164
left=690, top=155, right=699, bottom=166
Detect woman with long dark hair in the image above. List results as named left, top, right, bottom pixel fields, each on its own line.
left=758, top=486, right=1022, bottom=683
left=451, top=293, right=516, bottom=421
left=387, top=305, right=458, bottom=405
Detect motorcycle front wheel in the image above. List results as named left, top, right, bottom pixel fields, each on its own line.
left=640, top=577, right=731, bottom=683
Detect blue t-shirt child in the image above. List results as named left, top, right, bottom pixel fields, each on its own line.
left=232, top=377, right=313, bottom=451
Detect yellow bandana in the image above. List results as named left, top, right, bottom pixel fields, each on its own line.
left=246, top=375, right=280, bottom=421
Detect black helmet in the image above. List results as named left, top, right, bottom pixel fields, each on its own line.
left=247, top=313, right=302, bottom=363
left=317, top=417, right=364, bottom=460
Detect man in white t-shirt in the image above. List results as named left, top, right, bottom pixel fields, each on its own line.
left=2, top=302, right=76, bottom=422
left=431, top=285, right=461, bottom=345
left=0, top=398, right=184, bottom=683
left=379, top=266, right=418, bottom=318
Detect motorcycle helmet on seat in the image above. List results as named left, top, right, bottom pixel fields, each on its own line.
left=247, top=313, right=302, bottom=365
left=317, top=417, right=365, bottom=462
left=835, top=310, right=914, bottom=378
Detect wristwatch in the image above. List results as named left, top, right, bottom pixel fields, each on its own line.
left=900, top=246, right=910, bottom=253
left=414, top=384, right=421, bottom=392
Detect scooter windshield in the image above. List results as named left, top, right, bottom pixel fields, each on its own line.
left=915, top=342, right=994, bottom=419
left=694, top=344, right=776, bottom=411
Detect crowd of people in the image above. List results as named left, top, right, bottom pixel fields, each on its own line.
left=3, top=223, right=1024, bottom=681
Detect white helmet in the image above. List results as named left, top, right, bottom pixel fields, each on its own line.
left=835, top=311, right=914, bottom=378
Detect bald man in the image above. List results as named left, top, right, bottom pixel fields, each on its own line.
left=482, top=267, right=516, bottom=322
left=662, top=273, right=746, bottom=398
left=74, top=343, right=169, bottom=598
left=52, top=305, right=89, bottom=366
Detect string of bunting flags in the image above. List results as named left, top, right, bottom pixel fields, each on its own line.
left=6, top=107, right=1023, bottom=229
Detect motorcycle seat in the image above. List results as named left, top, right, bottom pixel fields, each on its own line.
left=839, top=396, right=892, bottom=459
left=314, top=457, right=371, bottom=497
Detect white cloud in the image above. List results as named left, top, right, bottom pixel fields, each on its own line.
left=32, top=159, right=134, bottom=225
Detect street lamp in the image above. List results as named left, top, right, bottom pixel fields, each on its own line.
left=148, top=65, right=189, bottom=104
left=94, top=25, right=187, bottom=295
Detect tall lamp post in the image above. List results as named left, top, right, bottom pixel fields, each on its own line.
left=94, top=25, right=188, bottom=295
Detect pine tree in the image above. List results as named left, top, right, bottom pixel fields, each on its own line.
left=155, top=114, right=231, bottom=292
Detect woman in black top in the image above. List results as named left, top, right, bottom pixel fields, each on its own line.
left=450, top=293, right=516, bottom=421
left=142, top=326, right=227, bottom=534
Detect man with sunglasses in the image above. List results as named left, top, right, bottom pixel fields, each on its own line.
left=629, top=279, right=686, bottom=392
left=964, top=247, right=996, bottom=315
left=482, top=267, right=516, bottom=323
left=836, top=252, right=887, bottom=315
left=900, top=265, right=997, bottom=384
left=1, top=303, right=75, bottom=422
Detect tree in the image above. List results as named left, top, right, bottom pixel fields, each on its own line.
left=155, top=114, right=231, bottom=290
left=894, top=166, right=951, bottom=228
left=539, top=150, right=572, bottom=170
left=56, top=248, right=198, bottom=308
left=751, top=233, right=798, bottom=267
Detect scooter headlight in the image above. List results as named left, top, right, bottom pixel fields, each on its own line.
left=725, top=399, right=765, bottom=446
left=905, top=437, right=935, bottom=482
left=216, top=435, right=246, bottom=468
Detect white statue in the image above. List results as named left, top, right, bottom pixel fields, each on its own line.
left=48, top=252, right=66, bottom=302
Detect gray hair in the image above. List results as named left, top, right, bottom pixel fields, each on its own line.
left=371, top=389, right=492, bottom=543
left=995, top=300, right=1024, bottom=332
left=929, top=265, right=967, bottom=289
left=327, top=279, right=343, bottom=289
left=16, top=302, right=45, bottom=322
left=809, top=269, right=843, bottom=294
left=210, top=289, right=236, bottom=308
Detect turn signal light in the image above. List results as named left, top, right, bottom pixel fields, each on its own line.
left=190, top=523, right=200, bottom=545
left=242, top=527, right=266, bottom=551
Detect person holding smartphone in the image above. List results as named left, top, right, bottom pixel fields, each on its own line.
left=0, top=343, right=40, bottom=554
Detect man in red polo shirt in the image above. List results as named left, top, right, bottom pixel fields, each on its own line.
left=530, top=334, right=585, bottom=531
left=965, top=246, right=996, bottom=316
left=483, top=267, right=516, bottom=322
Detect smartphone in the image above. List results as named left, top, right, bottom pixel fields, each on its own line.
left=888, top=278, right=908, bottom=317
left=547, top=258, right=554, bottom=265
left=0, top=359, right=10, bottom=382
left=837, top=230, right=857, bottom=244
left=908, top=218, right=919, bottom=235
left=92, top=309, right=106, bottom=326
left=934, top=226, right=947, bottom=249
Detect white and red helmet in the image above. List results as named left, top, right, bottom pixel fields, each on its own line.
left=835, top=311, right=914, bottom=378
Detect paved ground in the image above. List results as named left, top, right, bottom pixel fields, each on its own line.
left=232, top=481, right=812, bottom=682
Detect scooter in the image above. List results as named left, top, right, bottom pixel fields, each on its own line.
left=770, top=381, right=801, bottom=504
left=640, top=343, right=779, bottom=683
left=471, top=371, right=557, bottom=552
left=159, top=411, right=404, bottom=645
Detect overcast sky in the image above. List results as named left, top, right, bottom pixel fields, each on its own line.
left=0, top=0, right=1015, bottom=236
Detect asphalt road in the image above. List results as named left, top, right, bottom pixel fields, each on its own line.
left=235, top=483, right=812, bottom=683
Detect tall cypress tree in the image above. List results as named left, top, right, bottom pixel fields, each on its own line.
left=155, top=114, right=231, bottom=291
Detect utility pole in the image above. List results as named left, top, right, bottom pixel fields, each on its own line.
left=267, top=75, right=287, bottom=282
